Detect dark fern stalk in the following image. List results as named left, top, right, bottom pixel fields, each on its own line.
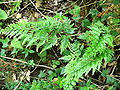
left=62, top=21, right=114, bottom=90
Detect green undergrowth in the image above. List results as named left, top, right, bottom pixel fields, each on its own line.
left=0, top=2, right=119, bottom=90
left=0, top=14, right=75, bottom=53
left=61, top=21, right=114, bottom=90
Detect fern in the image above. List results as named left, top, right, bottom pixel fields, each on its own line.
left=0, top=13, right=114, bottom=89
left=60, top=41, right=84, bottom=61
left=0, top=15, right=75, bottom=53
left=62, top=21, right=114, bottom=90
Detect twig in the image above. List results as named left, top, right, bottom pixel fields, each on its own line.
left=82, top=78, right=102, bottom=89
left=30, top=60, right=41, bottom=73
left=9, top=0, right=55, bottom=18
left=88, top=76, right=104, bottom=84
left=39, top=7, right=56, bottom=14
left=0, top=55, right=55, bottom=70
left=116, top=54, right=120, bottom=60
left=9, top=2, right=31, bottom=18
left=35, top=64, right=54, bottom=70
left=98, top=70, right=120, bottom=82
left=0, top=55, right=27, bottom=63
left=83, top=0, right=106, bottom=19
left=63, top=0, right=98, bottom=10
left=0, top=0, right=21, bottom=4
left=110, top=65, right=117, bottom=75
left=30, top=66, right=38, bottom=73
left=29, top=0, right=46, bottom=18
left=62, top=0, right=79, bottom=10
left=0, top=58, right=9, bottom=64
left=110, top=75, right=120, bottom=78
left=52, top=48, right=59, bottom=58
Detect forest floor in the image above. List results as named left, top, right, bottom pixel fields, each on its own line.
left=0, top=0, right=120, bottom=90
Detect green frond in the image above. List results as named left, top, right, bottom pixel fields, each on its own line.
left=62, top=21, right=114, bottom=90
left=0, top=16, right=75, bottom=53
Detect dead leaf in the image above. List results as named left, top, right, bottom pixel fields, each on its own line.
left=34, top=12, right=39, bottom=18
left=16, top=13, right=22, bottom=19
left=52, top=78, right=58, bottom=82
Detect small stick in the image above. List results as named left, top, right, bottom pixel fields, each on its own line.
left=0, top=0, right=21, bottom=4
left=0, top=55, right=27, bottom=63
left=29, top=0, right=46, bottom=18
left=0, top=55, right=55, bottom=70
left=9, top=3, right=31, bottom=18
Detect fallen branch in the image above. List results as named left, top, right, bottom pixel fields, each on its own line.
left=0, top=0, right=21, bottom=4
left=29, top=0, right=46, bottom=18
left=0, top=55, right=55, bottom=70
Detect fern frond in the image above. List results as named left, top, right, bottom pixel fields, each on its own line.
left=63, top=57, right=103, bottom=90
left=62, top=21, right=114, bottom=90
left=0, top=16, right=75, bottom=52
